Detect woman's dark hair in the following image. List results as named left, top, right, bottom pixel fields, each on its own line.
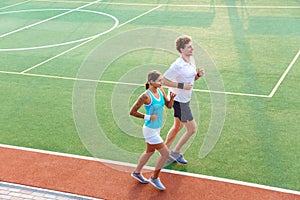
left=145, top=70, right=161, bottom=89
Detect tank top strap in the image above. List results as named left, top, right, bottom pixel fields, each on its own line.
left=146, top=89, right=160, bottom=103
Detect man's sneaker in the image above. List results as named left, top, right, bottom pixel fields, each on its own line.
left=169, top=151, right=188, bottom=164
left=131, top=172, right=149, bottom=184
left=167, top=156, right=176, bottom=163
left=149, top=177, right=166, bottom=190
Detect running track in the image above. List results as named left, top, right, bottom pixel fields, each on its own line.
left=1, top=145, right=299, bottom=200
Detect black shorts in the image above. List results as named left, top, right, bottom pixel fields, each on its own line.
left=173, top=101, right=194, bottom=122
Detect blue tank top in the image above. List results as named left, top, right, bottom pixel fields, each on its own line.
left=144, top=89, right=165, bottom=129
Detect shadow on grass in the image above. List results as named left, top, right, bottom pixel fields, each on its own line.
left=164, top=161, right=187, bottom=172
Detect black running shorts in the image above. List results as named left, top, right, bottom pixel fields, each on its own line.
left=173, top=101, right=194, bottom=122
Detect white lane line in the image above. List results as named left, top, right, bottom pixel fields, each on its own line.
left=193, top=88, right=270, bottom=98
left=269, top=50, right=300, bottom=97
left=20, top=11, right=118, bottom=74
left=31, top=0, right=300, bottom=9
left=0, top=0, right=102, bottom=39
left=0, top=0, right=31, bottom=10
left=2, top=70, right=142, bottom=86
left=98, top=2, right=300, bottom=9
left=1, top=143, right=300, bottom=196
left=20, top=5, right=160, bottom=73
left=20, top=37, right=100, bottom=73
left=118, top=5, right=161, bottom=28
left=0, top=70, right=272, bottom=97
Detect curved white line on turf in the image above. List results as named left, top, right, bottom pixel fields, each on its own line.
left=18, top=5, right=159, bottom=73
left=0, top=0, right=101, bottom=38
left=1, top=144, right=300, bottom=196
left=0, top=8, right=119, bottom=51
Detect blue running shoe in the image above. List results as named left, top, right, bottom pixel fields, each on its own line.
left=131, top=172, right=149, bottom=184
left=170, top=151, right=188, bottom=164
left=149, top=177, right=166, bottom=190
left=167, top=156, right=176, bottom=163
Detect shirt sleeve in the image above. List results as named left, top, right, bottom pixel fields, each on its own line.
left=163, top=63, right=179, bottom=81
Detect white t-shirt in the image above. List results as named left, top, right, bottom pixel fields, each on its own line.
left=164, top=56, right=196, bottom=103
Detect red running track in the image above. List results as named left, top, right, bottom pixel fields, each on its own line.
left=1, top=146, right=299, bottom=200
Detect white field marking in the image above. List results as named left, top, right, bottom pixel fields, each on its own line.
left=0, top=9, right=119, bottom=51
left=32, top=0, right=300, bottom=9
left=0, top=0, right=102, bottom=39
left=19, top=10, right=119, bottom=73
left=118, top=5, right=162, bottom=28
left=193, top=88, right=270, bottom=98
left=19, top=5, right=160, bottom=73
left=0, top=182, right=101, bottom=200
left=1, top=70, right=143, bottom=86
left=0, top=70, right=277, bottom=97
left=0, top=5, right=160, bottom=52
left=269, top=50, right=300, bottom=97
left=20, top=36, right=100, bottom=73
left=94, top=2, right=300, bottom=9
left=1, top=143, right=300, bottom=196
left=0, top=0, right=31, bottom=10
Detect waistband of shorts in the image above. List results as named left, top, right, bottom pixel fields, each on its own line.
left=174, top=100, right=190, bottom=104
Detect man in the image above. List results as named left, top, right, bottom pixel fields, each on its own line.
left=163, top=36, right=204, bottom=164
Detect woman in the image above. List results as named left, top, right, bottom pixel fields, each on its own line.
left=130, top=70, right=176, bottom=190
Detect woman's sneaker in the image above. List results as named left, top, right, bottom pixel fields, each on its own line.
left=131, top=172, right=149, bottom=184
left=149, top=177, right=166, bottom=190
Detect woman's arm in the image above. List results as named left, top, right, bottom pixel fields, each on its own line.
left=129, top=92, right=149, bottom=119
left=130, top=92, right=158, bottom=121
left=160, top=88, right=176, bottom=109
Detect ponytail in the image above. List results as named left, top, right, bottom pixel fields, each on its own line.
left=145, top=82, right=150, bottom=90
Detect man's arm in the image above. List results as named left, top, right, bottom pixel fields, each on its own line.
left=163, top=77, right=193, bottom=90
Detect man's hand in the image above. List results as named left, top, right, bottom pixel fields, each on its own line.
left=197, top=68, right=205, bottom=77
